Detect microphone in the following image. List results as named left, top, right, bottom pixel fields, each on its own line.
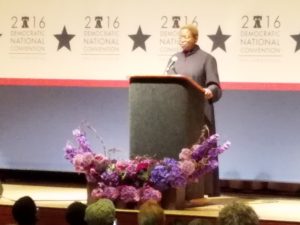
left=164, top=56, right=178, bottom=74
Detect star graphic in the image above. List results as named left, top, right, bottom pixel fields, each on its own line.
left=208, top=26, right=231, bottom=52
left=291, top=33, right=300, bottom=52
left=54, top=26, right=75, bottom=51
left=128, top=26, right=151, bottom=51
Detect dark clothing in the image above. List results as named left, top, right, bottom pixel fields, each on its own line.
left=167, top=45, right=222, bottom=197
left=167, top=45, right=222, bottom=131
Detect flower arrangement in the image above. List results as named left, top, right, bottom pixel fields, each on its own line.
left=64, top=125, right=230, bottom=205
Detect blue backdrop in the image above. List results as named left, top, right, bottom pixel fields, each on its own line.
left=0, top=86, right=299, bottom=183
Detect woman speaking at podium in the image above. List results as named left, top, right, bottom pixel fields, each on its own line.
left=166, top=24, right=222, bottom=197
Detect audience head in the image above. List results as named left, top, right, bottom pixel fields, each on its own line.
left=85, top=198, right=116, bottom=225
left=12, top=196, right=38, bottom=225
left=138, top=200, right=165, bottom=225
left=188, top=218, right=213, bottom=225
left=218, top=201, right=259, bottom=225
left=66, top=201, right=87, bottom=225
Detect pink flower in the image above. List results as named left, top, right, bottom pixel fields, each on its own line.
left=85, top=168, right=99, bottom=183
left=191, top=144, right=200, bottom=151
left=115, top=160, right=130, bottom=172
left=91, top=187, right=104, bottom=199
left=65, top=125, right=231, bottom=206
left=83, top=152, right=94, bottom=163
left=125, top=163, right=138, bottom=177
left=93, top=154, right=109, bottom=172
left=136, top=162, right=149, bottom=173
left=179, top=148, right=193, bottom=160
left=119, top=185, right=140, bottom=203
left=140, top=186, right=162, bottom=203
left=72, top=152, right=94, bottom=172
left=102, top=186, right=120, bottom=201
left=179, top=160, right=196, bottom=176
left=94, top=154, right=108, bottom=164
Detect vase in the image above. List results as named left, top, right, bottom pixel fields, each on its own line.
left=115, top=200, right=137, bottom=209
left=160, top=187, right=186, bottom=210
left=0, top=181, right=3, bottom=197
left=86, top=182, right=98, bottom=205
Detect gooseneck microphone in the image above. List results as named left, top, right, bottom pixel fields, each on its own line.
left=164, top=56, right=178, bottom=74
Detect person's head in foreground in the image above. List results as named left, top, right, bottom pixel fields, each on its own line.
left=188, top=218, right=213, bottom=225
left=218, top=201, right=259, bottom=225
left=138, top=200, right=165, bottom=225
left=66, top=201, right=87, bottom=225
left=84, top=198, right=116, bottom=225
left=12, top=196, right=38, bottom=225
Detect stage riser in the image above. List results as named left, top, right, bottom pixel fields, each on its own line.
left=1, top=205, right=299, bottom=225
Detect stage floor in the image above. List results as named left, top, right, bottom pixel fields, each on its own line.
left=1, top=183, right=300, bottom=223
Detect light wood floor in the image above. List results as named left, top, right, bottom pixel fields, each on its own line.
left=1, top=183, right=300, bottom=223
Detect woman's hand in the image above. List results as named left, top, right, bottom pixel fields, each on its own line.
left=204, top=88, right=213, bottom=99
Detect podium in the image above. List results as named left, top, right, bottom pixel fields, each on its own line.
left=129, top=75, right=208, bottom=209
left=129, top=75, right=205, bottom=159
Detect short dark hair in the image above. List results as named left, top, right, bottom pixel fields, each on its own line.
left=12, top=196, right=37, bottom=225
left=66, top=201, right=87, bottom=225
left=188, top=218, right=213, bottom=225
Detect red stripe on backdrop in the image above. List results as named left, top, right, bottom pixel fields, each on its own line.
left=0, top=78, right=129, bottom=88
left=1, top=78, right=300, bottom=91
left=221, top=82, right=300, bottom=91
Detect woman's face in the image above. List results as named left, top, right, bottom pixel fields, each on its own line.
left=179, top=28, right=197, bottom=51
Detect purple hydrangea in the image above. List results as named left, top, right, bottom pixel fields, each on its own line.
left=100, top=170, right=120, bottom=187
left=150, top=158, right=187, bottom=191
left=150, top=164, right=169, bottom=191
